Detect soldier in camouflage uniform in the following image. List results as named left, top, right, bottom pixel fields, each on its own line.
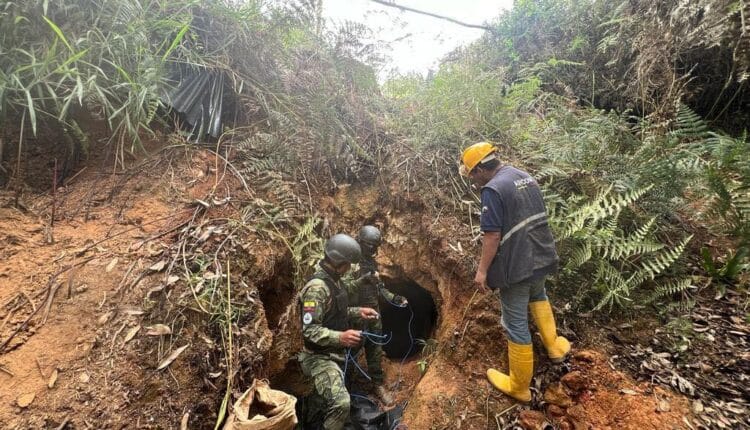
left=298, top=233, right=379, bottom=430
left=352, top=225, right=407, bottom=405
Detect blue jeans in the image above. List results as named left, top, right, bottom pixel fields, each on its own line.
left=496, top=277, right=548, bottom=344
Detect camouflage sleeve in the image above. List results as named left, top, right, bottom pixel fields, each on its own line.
left=379, top=284, right=398, bottom=302
left=348, top=305, right=362, bottom=320
left=300, top=280, right=342, bottom=348
left=341, top=272, right=359, bottom=302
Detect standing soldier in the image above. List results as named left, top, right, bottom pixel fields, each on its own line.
left=298, top=234, right=379, bottom=429
left=459, top=142, right=571, bottom=402
left=353, top=225, right=407, bottom=405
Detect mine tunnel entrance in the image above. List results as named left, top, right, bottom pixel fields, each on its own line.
left=379, top=277, right=437, bottom=359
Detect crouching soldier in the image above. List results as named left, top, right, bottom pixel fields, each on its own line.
left=298, top=234, right=379, bottom=429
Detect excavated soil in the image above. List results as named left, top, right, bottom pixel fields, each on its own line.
left=1, top=148, right=698, bottom=429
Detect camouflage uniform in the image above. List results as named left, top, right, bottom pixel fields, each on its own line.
left=298, top=264, right=362, bottom=430
left=350, top=253, right=403, bottom=385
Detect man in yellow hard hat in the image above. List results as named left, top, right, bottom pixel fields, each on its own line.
left=460, top=142, right=570, bottom=402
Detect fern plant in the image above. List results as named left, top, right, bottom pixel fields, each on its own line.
left=546, top=183, right=693, bottom=311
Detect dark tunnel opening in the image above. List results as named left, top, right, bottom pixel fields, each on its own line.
left=379, top=277, right=437, bottom=359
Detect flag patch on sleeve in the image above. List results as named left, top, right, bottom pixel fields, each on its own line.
left=303, top=301, right=316, bottom=312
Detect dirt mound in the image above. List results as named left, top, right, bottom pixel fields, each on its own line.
left=0, top=147, right=271, bottom=428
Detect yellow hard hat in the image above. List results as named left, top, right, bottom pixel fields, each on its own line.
left=460, top=142, right=497, bottom=176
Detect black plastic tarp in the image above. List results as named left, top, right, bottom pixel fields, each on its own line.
left=162, top=68, right=231, bottom=140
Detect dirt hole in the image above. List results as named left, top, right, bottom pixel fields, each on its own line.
left=380, top=276, right=437, bottom=359
left=258, top=260, right=295, bottom=330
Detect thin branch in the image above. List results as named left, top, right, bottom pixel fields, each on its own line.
left=369, top=0, right=497, bottom=34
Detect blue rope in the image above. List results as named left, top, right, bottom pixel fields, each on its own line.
left=345, top=348, right=372, bottom=381
left=361, top=329, right=391, bottom=345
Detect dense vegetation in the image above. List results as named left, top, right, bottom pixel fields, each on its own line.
left=1, top=0, right=747, bottom=313
left=1, top=1, right=748, bottom=427
left=384, top=0, right=750, bottom=312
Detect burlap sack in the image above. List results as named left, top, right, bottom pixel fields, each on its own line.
left=223, top=379, right=297, bottom=430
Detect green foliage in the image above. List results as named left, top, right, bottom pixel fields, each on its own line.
left=415, top=338, right=438, bottom=374
left=702, top=247, right=749, bottom=284
left=383, top=62, right=507, bottom=149
left=1, top=0, right=385, bottom=181
left=384, top=46, right=750, bottom=313
left=546, top=180, right=692, bottom=311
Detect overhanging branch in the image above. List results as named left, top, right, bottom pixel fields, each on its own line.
left=369, top=0, right=498, bottom=34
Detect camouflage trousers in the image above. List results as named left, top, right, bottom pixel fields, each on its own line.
left=299, top=351, right=350, bottom=430
left=358, top=316, right=385, bottom=385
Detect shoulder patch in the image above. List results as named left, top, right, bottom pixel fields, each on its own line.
left=303, top=301, right=316, bottom=312
left=302, top=312, right=313, bottom=324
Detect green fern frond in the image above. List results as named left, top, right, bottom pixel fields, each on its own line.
left=593, top=260, right=631, bottom=311
left=600, top=236, right=663, bottom=260
left=631, top=235, right=692, bottom=284
left=558, top=185, right=652, bottom=240
left=646, top=278, right=693, bottom=303
left=672, top=103, right=709, bottom=139
left=567, top=240, right=593, bottom=268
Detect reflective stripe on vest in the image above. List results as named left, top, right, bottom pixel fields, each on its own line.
left=500, top=211, right=548, bottom=246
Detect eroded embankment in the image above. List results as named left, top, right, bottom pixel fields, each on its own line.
left=1, top=149, right=694, bottom=429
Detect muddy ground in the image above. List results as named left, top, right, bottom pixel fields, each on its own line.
left=0, top=144, right=746, bottom=429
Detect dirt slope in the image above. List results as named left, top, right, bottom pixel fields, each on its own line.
left=1, top=149, right=697, bottom=429
left=0, top=148, right=221, bottom=428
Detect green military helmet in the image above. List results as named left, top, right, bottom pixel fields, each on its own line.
left=324, top=233, right=362, bottom=265
left=357, top=225, right=382, bottom=248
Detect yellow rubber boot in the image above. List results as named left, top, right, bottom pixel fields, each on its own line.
left=486, top=341, right=533, bottom=402
left=529, top=300, right=570, bottom=363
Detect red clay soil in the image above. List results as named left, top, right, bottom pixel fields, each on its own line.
left=0, top=147, right=236, bottom=428
left=1, top=155, right=697, bottom=429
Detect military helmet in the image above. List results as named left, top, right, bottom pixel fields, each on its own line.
left=324, top=234, right=362, bottom=265
left=358, top=225, right=382, bottom=248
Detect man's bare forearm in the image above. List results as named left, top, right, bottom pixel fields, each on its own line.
left=478, top=231, right=502, bottom=274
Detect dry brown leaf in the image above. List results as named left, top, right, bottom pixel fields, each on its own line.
left=145, top=324, right=171, bottom=336
left=106, top=257, right=119, bottom=273
left=48, top=369, right=58, bottom=389
left=149, top=260, right=167, bottom=272
left=166, top=275, right=180, bottom=286
left=157, top=344, right=189, bottom=370
left=123, top=325, right=141, bottom=344
left=620, top=388, right=638, bottom=395
left=79, top=372, right=90, bottom=383
left=17, top=393, right=35, bottom=408
left=97, top=312, right=113, bottom=325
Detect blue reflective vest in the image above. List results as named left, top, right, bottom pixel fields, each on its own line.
left=482, top=166, right=559, bottom=289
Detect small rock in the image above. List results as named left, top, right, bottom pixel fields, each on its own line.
left=518, top=410, right=548, bottom=430
left=692, top=400, right=704, bottom=414
left=544, top=383, right=573, bottom=407
left=547, top=404, right=566, bottom=418
left=561, top=371, right=589, bottom=393
left=48, top=368, right=58, bottom=389
left=572, top=350, right=597, bottom=363
left=657, top=398, right=671, bottom=412
left=79, top=372, right=90, bottom=383
left=17, top=393, right=35, bottom=408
